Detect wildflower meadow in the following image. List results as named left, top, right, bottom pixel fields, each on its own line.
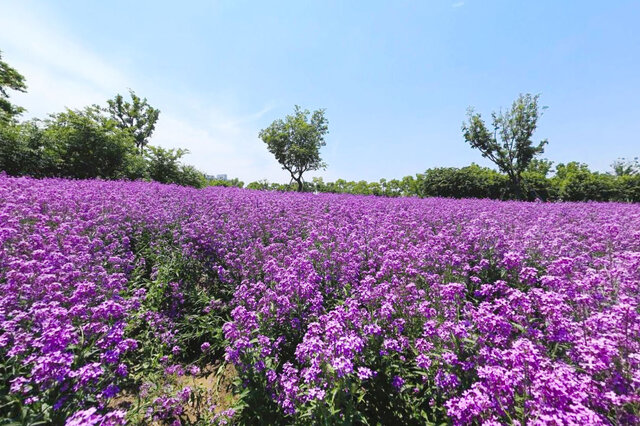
left=1, top=175, right=639, bottom=424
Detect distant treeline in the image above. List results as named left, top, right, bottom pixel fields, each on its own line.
left=237, top=161, right=640, bottom=202
left=2, top=115, right=638, bottom=202
left=2, top=51, right=638, bottom=202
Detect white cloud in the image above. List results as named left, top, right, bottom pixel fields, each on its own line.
left=152, top=106, right=287, bottom=182
left=452, top=2, right=465, bottom=8
left=0, top=2, right=291, bottom=183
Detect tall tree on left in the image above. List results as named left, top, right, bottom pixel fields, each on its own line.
left=106, top=89, right=160, bottom=155
left=0, top=50, right=27, bottom=124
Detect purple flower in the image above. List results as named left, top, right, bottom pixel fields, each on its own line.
left=178, top=386, right=192, bottom=402
left=391, top=376, right=405, bottom=390
left=1, top=174, right=639, bottom=425
left=357, top=367, right=375, bottom=380
left=24, top=396, right=39, bottom=405
left=416, top=354, right=432, bottom=369
left=66, top=407, right=102, bottom=426
left=102, top=384, right=120, bottom=399
left=115, top=363, right=128, bottom=377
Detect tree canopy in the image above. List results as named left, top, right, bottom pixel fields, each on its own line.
left=106, top=90, right=160, bottom=155
left=0, top=50, right=27, bottom=123
left=259, top=105, right=328, bottom=191
left=462, top=93, right=548, bottom=199
left=43, top=106, right=142, bottom=179
left=611, top=157, right=639, bottom=176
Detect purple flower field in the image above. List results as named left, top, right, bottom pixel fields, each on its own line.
left=1, top=175, right=639, bottom=424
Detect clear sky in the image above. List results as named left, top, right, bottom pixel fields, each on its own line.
left=1, top=1, right=639, bottom=183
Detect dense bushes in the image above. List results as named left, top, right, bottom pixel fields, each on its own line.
left=145, top=146, right=207, bottom=188
left=247, top=176, right=421, bottom=197
left=246, top=162, right=640, bottom=202
left=0, top=110, right=208, bottom=188
left=205, top=177, right=245, bottom=189
left=0, top=121, right=58, bottom=178
left=420, top=165, right=509, bottom=200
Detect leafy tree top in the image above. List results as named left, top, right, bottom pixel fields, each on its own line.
left=106, top=90, right=160, bottom=155
left=462, top=93, right=548, bottom=197
left=259, top=105, right=328, bottom=191
left=611, top=157, right=639, bottom=176
left=0, top=50, right=27, bottom=123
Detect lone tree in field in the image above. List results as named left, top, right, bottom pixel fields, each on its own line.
left=0, top=50, right=27, bottom=123
left=462, top=93, right=547, bottom=199
left=259, top=105, right=328, bottom=191
left=107, top=90, right=160, bottom=155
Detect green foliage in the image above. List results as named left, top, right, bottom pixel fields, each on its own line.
left=247, top=161, right=640, bottom=203
left=179, top=164, right=208, bottom=188
left=521, top=171, right=557, bottom=201
left=463, top=94, right=548, bottom=198
left=0, top=120, right=58, bottom=177
left=617, top=175, right=640, bottom=202
left=378, top=178, right=406, bottom=197
left=611, top=157, right=639, bottom=176
left=205, top=177, right=244, bottom=188
left=0, top=104, right=206, bottom=188
left=0, top=50, right=27, bottom=124
left=43, top=107, right=140, bottom=180
left=400, top=175, right=423, bottom=197
left=0, top=54, right=203, bottom=188
left=259, top=106, right=329, bottom=191
left=552, top=162, right=621, bottom=202
left=246, top=179, right=298, bottom=192
left=107, top=90, right=160, bottom=155
left=251, top=175, right=421, bottom=197
left=525, top=158, right=554, bottom=177
left=246, top=179, right=271, bottom=191
left=145, top=146, right=207, bottom=188
left=519, top=158, right=557, bottom=201
left=421, top=164, right=509, bottom=199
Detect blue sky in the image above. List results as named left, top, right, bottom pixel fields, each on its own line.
left=1, top=1, right=639, bottom=183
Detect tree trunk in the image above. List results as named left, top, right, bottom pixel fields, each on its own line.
left=513, top=175, right=524, bottom=200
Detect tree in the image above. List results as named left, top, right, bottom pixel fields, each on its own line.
left=145, top=146, right=188, bottom=184
left=525, top=158, right=554, bottom=177
left=106, top=90, right=160, bottom=155
left=44, top=106, right=139, bottom=179
left=552, top=162, right=619, bottom=201
left=611, top=157, right=639, bottom=176
left=145, top=145, right=206, bottom=187
left=462, top=93, right=548, bottom=199
left=521, top=158, right=555, bottom=201
left=259, top=105, right=328, bottom=191
left=0, top=50, right=27, bottom=123
left=178, top=164, right=207, bottom=188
